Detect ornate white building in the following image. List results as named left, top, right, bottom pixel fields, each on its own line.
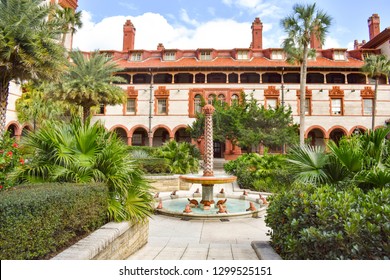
left=5, top=5, right=390, bottom=159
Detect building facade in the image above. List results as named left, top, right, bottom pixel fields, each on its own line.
left=5, top=9, right=390, bottom=159
left=92, top=14, right=390, bottom=158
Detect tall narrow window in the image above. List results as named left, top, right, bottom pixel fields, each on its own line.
left=305, top=98, right=311, bottom=115
left=126, top=98, right=136, bottom=114
left=266, top=98, right=277, bottom=109
left=208, top=94, right=216, bottom=105
left=331, top=98, right=342, bottom=115
left=363, top=99, right=373, bottom=115
left=231, top=94, right=239, bottom=105
left=157, top=99, right=167, bottom=114
left=194, top=94, right=202, bottom=114
left=97, top=104, right=105, bottom=115
left=218, top=94, right=225, bottom=105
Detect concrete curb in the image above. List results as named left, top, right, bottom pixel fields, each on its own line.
left=251, top=241, right=282, bottom=260
left=52, top=221, right=148, bottom=260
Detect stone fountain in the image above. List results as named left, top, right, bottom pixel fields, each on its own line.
left=179, top=104, right=237, bottom=209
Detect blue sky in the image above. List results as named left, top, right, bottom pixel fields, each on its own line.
left=73, top=0, right=390, bottom=51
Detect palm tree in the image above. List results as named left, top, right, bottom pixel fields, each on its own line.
left=12, top=118, right=154, bottom=222
left=0, top=0, right=67, bottom=136
left=54, top=7, right=83, bottom=48
left=361, top=54, right=390, bottom=130
left=15, top=82, right=75, bottom=131
left=281, top=3, right=332, bottom=146
left=52, top=50, right=126, bottom=123
left=288, top=127, right=390, bottom=189
left=154, top=140, right=200, bottom=174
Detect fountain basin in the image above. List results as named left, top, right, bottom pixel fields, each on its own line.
left=179, top=174, right=237, bottom=185
left=155, top=195, right=266, bottom=219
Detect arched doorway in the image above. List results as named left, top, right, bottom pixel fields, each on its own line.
left=153, top=127, right=170, bottom=146
left=132, top=127, right=148, bottom=146
left=6, top=124, right=18, bottom=138
left=329, top=128, right=347, bottom=145
left=113, top=127, right=128, bottom=144
left=174, top=128, right=191, bottom=143
left=21, top=125, right=32, bottom=137
left=307, top=128, right=326, bottom=148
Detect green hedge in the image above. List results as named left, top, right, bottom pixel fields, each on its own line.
left=0, top=183, right=108, bottom=260
left=224, top=153, right=293, bottom=192
left=265, top=185, right=390, bottom=259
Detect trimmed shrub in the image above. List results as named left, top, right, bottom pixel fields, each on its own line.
left=265, top=184, right=390, bottom=259
left=224, top=153, right=292, bottom=192
left=0, top=183, right=108, bottom=259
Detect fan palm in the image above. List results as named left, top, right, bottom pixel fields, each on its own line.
left=288, top=145, right=330, bottom=185
left=51, top=50, right=126, bottom=123
left=361, top=54, right=390, bottom=130
left=12, top=118, right=154, bottom=222
left=289, top=127, right=390, bottom=189
left=281, top=3, right=332, bottom=146
left=0, top=0, right=67, bottom=135
left=154, top=140, right=200, bottom=174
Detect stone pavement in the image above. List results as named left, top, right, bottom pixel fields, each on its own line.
left=127, top=214, right=270, bottom=260
left=127, top=170, right=272, bottom=260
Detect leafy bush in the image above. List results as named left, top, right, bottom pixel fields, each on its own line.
left=265, top=184, right=390, bottom=259
left=0, top=183, right=108, bottom=260
left=224, top=152, right=292, bottom=192
left=130, top=149, right=170, bottom=174
left=288, top=127, right=390, bottom=190
left=12, top=119, right=154, bottom=222
left=153, top=141, right=200, bottom=174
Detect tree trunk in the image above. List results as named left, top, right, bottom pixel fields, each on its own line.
left=82, top=106, right=90, bottom=124
left=0, top=80, right=10, bottom=136
left=299, top=46, right=309, bottom=146
left=372, top=78, right=378, bottom=130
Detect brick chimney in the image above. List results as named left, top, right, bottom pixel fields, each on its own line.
left=123, top=20, right=136, bottom=51
left=310, top=31, right=322, bottom=49
left=251, top=17, right=263, bottom=49
left=368, top=14, right=380, bottom=40
left=157, top=43, right=165, bottom=51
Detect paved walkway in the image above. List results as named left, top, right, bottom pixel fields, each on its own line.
left=127, top=214, right=270, bottom=260
left=128, top=169, right=271, bottom=260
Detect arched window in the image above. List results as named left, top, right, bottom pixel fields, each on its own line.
left=218, top=94, right=225, bottom=105
left=208, top=94, right=216, bottom=105
left=231, top=94, right=239, bottom=105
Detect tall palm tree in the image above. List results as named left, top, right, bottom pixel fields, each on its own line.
left=281, top=3, right=332, bottom=146
left=52, top=50, right=126, bottom=123
left=362, top=54, right=390, bottom=130
left=0, top=0, right=67, bottom=136
left=54, top=7, right=83, bottom=48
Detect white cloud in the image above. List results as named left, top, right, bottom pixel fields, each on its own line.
left=180, top=9, right=199, bottom=26
left=323, top=36, right=341, bottom=49
left=73, top=12, right=260, bottom=51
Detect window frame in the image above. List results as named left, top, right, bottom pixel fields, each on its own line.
left=130, top=52, right=142, bottom=61
left=331, top=98, right=343, bottom=115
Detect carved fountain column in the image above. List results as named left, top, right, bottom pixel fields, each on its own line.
left=201, top=104, right=215, bottom=206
